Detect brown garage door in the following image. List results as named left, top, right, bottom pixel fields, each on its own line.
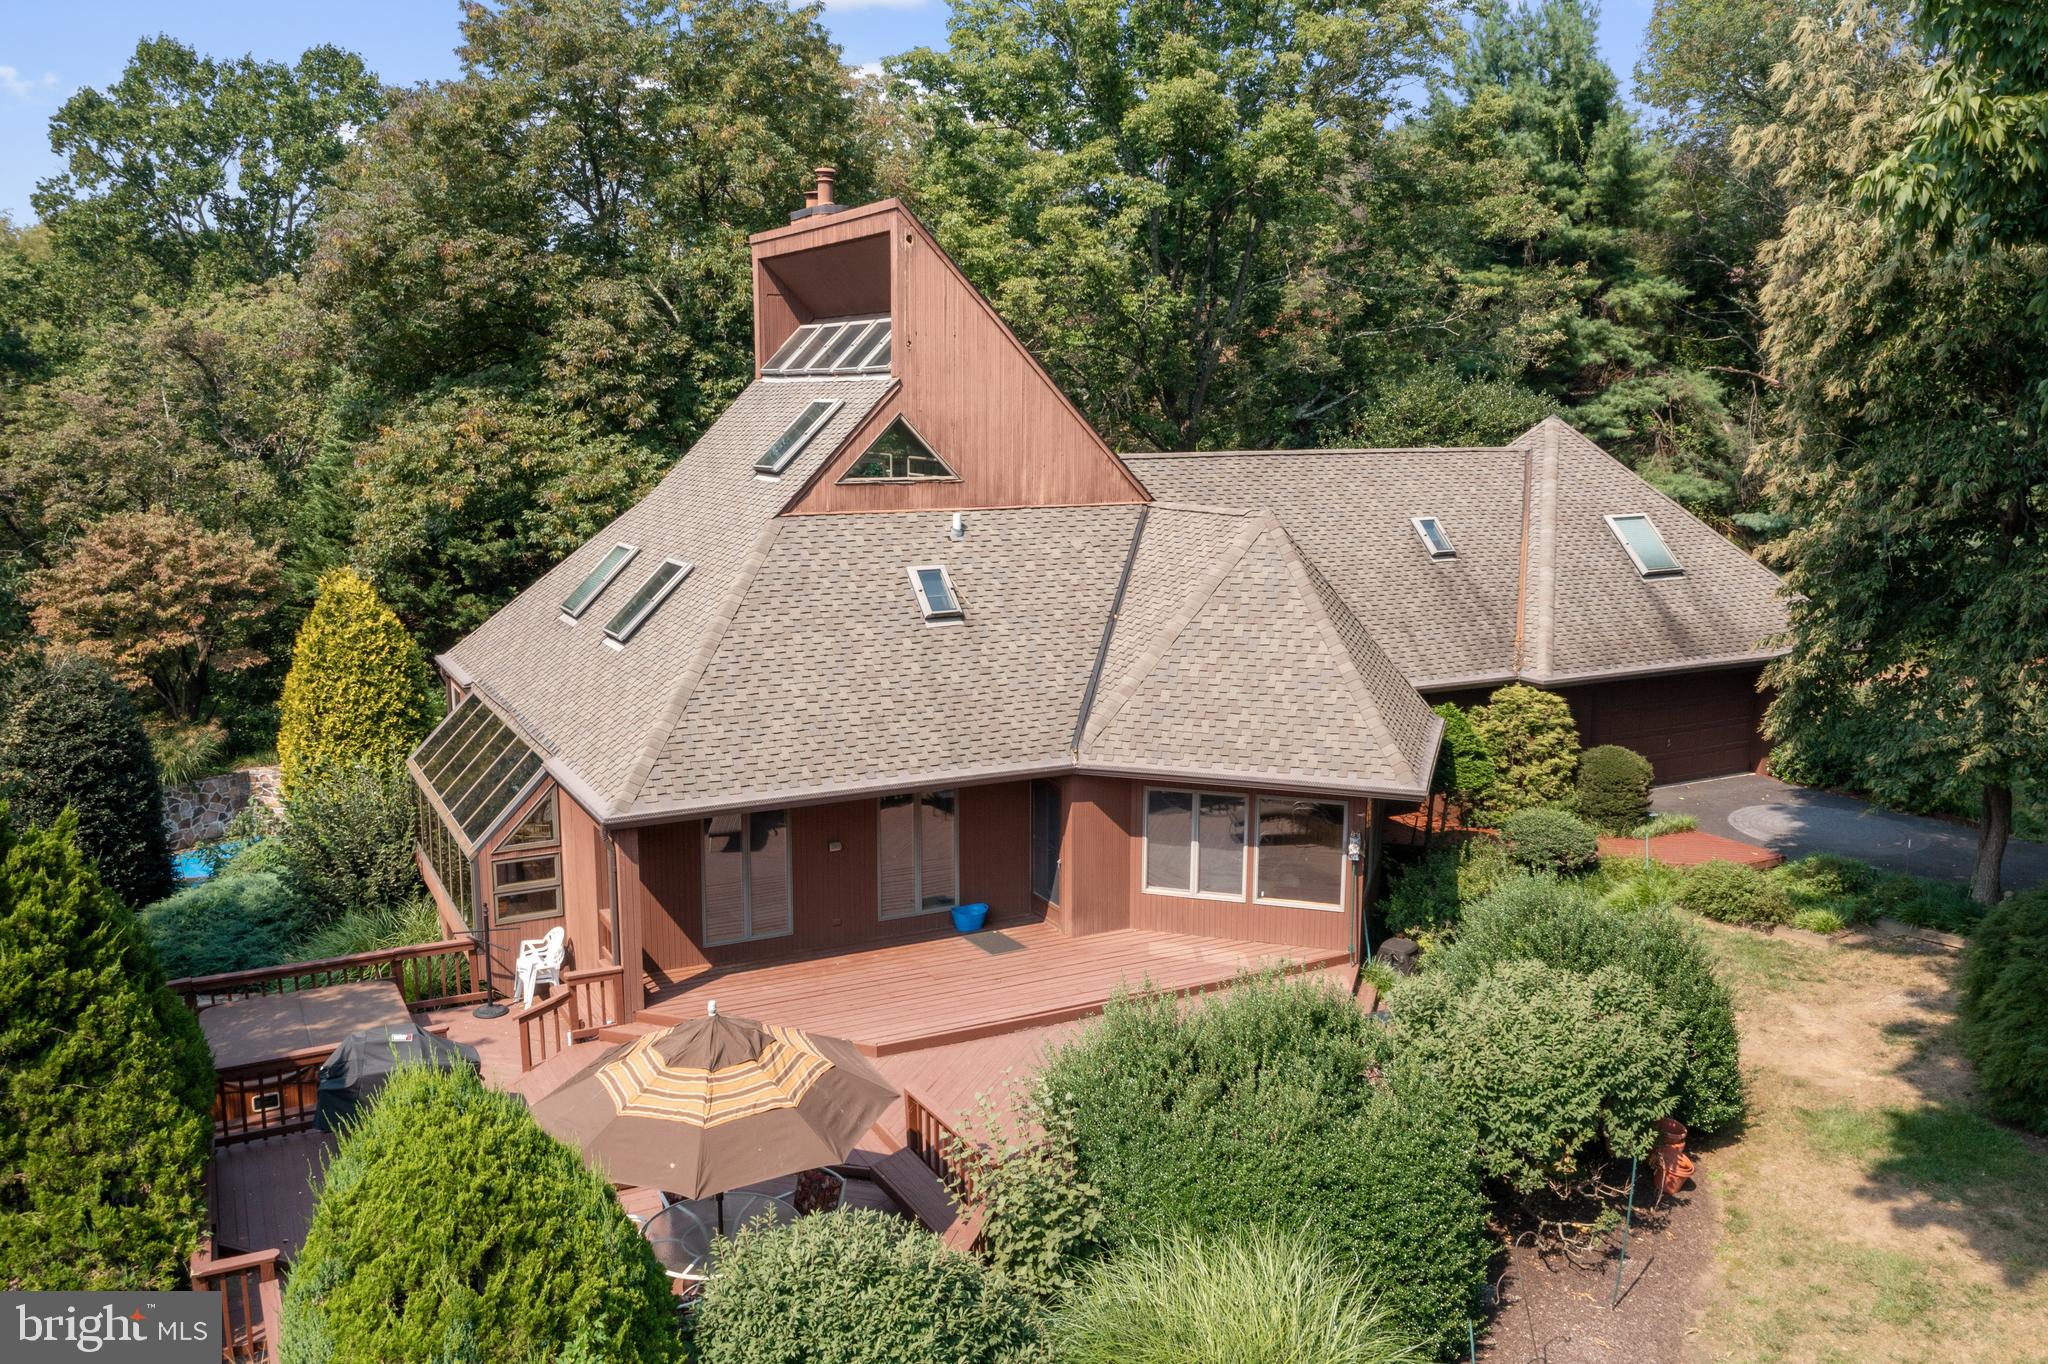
left=1559, top=667, right=1767, bottom=784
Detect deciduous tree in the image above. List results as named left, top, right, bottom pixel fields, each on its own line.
left=27, top=510, right=278, bottom=722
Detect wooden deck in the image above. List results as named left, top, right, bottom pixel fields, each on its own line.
left=208, top=1130, right=336, bottom=1261
left=638, top=922, right=1348, bottom=1055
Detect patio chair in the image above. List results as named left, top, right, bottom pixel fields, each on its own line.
left=514, top=927, right=566, bottom=1006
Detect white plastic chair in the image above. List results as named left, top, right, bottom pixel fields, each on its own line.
left=514, top=926, right=566, bottom=1006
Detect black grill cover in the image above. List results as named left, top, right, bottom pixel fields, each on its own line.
left=314, top=1026, right=482, bottom=1131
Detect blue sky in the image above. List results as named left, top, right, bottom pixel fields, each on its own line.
left=1, top=0, right=1659, bottom=224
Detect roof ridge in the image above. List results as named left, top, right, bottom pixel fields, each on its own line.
left=1069, top=506, right=1150, bottom=753
left=1120, top=446, right=1516, bottom=461
left=1525, top=419, right=1562, bottom=679
left=1077, top=509, right=1274, bottom=751
left=616, top=518, right=787, bottom=811
left=1281, top=533, right=1429, bottom=792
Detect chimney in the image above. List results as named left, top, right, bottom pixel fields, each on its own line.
left=789, top=165, right=847, bottom=222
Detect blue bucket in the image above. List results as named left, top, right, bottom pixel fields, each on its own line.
left=951, top=902, right=990, bottom=934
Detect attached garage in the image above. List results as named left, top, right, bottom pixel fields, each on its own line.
left=1557, top=666, right=1769, bottom=784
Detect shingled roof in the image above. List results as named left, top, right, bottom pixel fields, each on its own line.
left=436, top=382, right=1443, bottom=822
left=1126, top=416, right=1789, bottom=691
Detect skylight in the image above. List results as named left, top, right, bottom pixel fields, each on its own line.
left=560, top=543, right=638, bottom=619
left=844, top=417, right=956, bottom=481
left=1606, top=513, right=1683, bottom=578
left=907, top=565, right=963, bottom=622
left=410, top=697, right=545, bottom=850
left=755, top=399, right=843, bottom=476
left=762, top=316, right=893, bottom=378
left=604, top=558, right=694, bottom=643
left=1412, top=516, right=1456, bottom=560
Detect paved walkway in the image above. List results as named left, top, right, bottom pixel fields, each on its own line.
left=1651, top=773, right=2048, bottom=891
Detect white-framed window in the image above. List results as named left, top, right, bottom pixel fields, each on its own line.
left=755, top=399, right=843, bottom=476
left=702, top=809, right=792, bottom=945
left=1411, top=516, right=1456, bottom=560
left=1253, top=797, right=1348, bottom=910
left=1142, top=788, right=1248, bottom=899
left=561, top=543, right=638, bottom=619
left=1604, top=513, right=1683, bottom=578
left=604, top=558, right=693, bottom=644
left=906, top=565, right=963, bottom=622
left=878, top=790, right=959, bottom=919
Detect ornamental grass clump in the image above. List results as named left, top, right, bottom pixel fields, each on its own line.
left=280, top=1065, right=679, bottom=1364
left=1040, top=972, right=1489, bottom=1358
left=1051, top=1227, right=1428, bottom=1364
left=691, top=1209, right=1039, bottom=1364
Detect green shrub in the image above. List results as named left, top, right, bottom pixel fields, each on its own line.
left=1776, top=853, right=1877, bottom=898
left=150, top=720, right=227, bottom=786
left=1628, top=813, right=1697, bottom=838
left=1500, top=808, right=1600, bottom=874
left=280, top=1065, right=678, bottom=1364
left=0, top=655, right=174, bottom=906
left=1430, top=702, right=1497, bottom=819
left=1424, top=874, right=1744, bottom=1132
left=692, top=1209, right=1038, bottom=1364
left=1382, top=837, right=1512, bottom=943
left=276, top=568, right=439, bottom=798
left=1393, top=961, right=1677, bottom=1192
left=1470, top=684, right=1580, bottom=815
left=1957, top=891, right=2048, bottom=1134
left=1862, top=873, right=1982, bottom=935
left=1678, top=861, right=1793, bottom=927
left=947, top=1087, right=1103, bottom=1304
left=279, top=760, right=422, bottom=918
left=1790, top=908, right=1846, bottom=935
left=141, top=871, right=314, bottom=979
left=0, top=806, right=213, bottom=1288
left=1050, top=1227, right=1427, bottom=1364
left=1041, top=973, right=1488, bottom=1357
left=1591, top=857, right=1688, bottom=913
left=1576, top=745, right=1654, bottom=834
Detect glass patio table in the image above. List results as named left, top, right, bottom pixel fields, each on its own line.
left=643, top=1190, right=801, bottom=1279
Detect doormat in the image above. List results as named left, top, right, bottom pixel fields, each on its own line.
left=966, top=930, right=1027, bottom=956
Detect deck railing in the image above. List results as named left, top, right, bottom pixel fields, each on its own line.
left=169, top=938, right=484, bottom=1014
left=516, top=990, right=579, bottom=1072
left=903, top=1089, right=980, bottom=1207
left=190, top=1241, right=282, bottom=1363
left=212, top=1050, right=328, bottom=1146
left=566, top=965, right=625, bottom=1031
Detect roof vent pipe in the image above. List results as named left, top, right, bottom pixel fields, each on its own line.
left=789, top=164, right=849, bottom=222
left=950, top=512, right=965, bottom=541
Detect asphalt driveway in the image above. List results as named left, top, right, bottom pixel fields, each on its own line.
left=1651, top=773, right=2048, bottom=893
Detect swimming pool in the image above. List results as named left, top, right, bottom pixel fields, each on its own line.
left=172, top=839, right=250, bottom=882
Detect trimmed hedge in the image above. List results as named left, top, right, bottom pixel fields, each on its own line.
left=1957, top=890, right=2048, bottom=1134
left=1576, top=745, right=1654, bottom=834
left=0, top=806, right=213, bottom=1289
left=1050, top=1227, right=1425, bottom=1364
left=1424, top=874, right=1745, bottom=1132
left=1040, top=973, right=1489, bottom=1358
left=1470, top=684, right=1579, bottom=815
left=692, top=1209, right=1039, bottom=1364
left=141, top=871, right=314, bottom=980
left=1500, top=808, right=1600, bottom=874
left=280, top=1065, right=678, bottom=1363
left=277, top=568, right=439, bottom=797
left=0, top=655, right=173, bottom=906
left=1679, top=861, right=1793, bottom=928
left=1394, top=960, right=1678, bottom=1191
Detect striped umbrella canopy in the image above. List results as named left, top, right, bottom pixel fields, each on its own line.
left=530, top=1003, right=898, bottom=1200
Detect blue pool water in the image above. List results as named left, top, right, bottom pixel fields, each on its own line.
left=173, top=839, right=250, bottom=882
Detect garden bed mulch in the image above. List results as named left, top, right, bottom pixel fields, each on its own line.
left=1595, top=830, right=1782, bottom=870
left=1478, top=1167, right=1717, bottom=1364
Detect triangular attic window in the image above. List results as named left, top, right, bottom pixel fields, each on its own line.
left=841, top=417, right=957, bottom=482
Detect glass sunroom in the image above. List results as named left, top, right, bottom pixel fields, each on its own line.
left=408, top=696, right=554, bottom=933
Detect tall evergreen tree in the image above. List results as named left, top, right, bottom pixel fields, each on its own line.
left=276, top=567, right=440, bottom=795
left=0, top=655, right=174, bottom=906
left=0, top=805, right=214, bottom=1288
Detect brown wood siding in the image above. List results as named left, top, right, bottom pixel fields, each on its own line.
left=635, top=817, right=705, bottom=984
left=1061, top=774, right=1135, bottom=937
left=753, top=203, right=1148, bottom=515
left=1424, top=665, right=1769, bottom=784
left=1121, top=783, right=1359, bottom=955
left=557, top=787, right=607, bottom=973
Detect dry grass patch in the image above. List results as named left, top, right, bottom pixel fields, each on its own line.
left=1691, top=926, right=2048, bottom=1363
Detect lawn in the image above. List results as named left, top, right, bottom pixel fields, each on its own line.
left=1694, top=924, right=2048, bottom=1363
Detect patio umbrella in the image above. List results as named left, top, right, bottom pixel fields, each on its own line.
left=529, top=1002, right=897, bottom=1225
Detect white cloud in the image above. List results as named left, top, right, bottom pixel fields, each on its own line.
left=824, top=0, right=928, bottom=11
left=850, top=61, right=885, bottom=81
left=0, top=66, right=58, bottom=102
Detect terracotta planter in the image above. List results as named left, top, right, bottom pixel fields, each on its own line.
left=1652, top=1117, right=1694, bottom=1196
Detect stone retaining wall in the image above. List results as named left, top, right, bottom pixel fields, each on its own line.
left=162, top=766, right=282, bottom=850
